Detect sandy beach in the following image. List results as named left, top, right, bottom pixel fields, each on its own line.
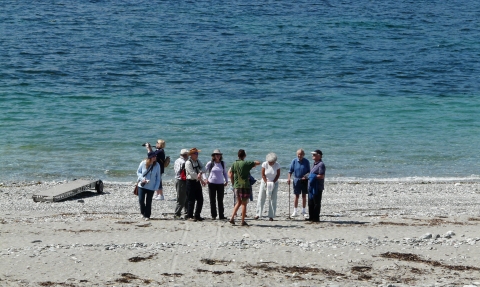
left=1, top=180, right=480, bottom=287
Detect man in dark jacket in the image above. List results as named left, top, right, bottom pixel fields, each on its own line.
left=307, top=149, right=326, bottom=222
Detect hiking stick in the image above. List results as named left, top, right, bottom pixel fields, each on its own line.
left=288, top=181, right=291, bottom=220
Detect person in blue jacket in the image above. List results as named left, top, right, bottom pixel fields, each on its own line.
left=136, top=152, right=161, bottom=221
left=307, top=149, right=326, bottom=222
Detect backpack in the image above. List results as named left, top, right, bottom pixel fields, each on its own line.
left=180, top=159, right=202, bottom=180
left=163, top=156, right=170, bottom=168
left=208, top=160, right=225, bottom=172
left=180, top=162, right=186, bottom=181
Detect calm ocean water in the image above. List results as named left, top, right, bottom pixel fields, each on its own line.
left=1, top=1, right=479, bottom=183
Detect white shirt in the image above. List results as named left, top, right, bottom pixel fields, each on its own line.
left=185, top=159, right=206, bottom=180
left=174, top=156, right=186, bottom=180
left=262, top=161, right=281, bottom=182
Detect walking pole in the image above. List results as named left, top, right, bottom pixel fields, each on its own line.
left=288, top=181, right=291, bottom=220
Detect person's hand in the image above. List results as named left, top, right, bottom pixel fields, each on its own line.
left=287, top=179, right=291, bottom=185
left=145, top=143, right=153, bottom=152
left=224, top=182, right=228, bottom=187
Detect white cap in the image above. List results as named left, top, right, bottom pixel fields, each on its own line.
left=180, top=149, right=189, bottom=155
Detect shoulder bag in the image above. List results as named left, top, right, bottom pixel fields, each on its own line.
left=134, top=163, right=155, bottom=196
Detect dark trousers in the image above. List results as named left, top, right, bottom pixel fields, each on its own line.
left=308, top=190, right=323, bottom=222
left=138, top=187, right=155, bottom=218
left=174, top=179, right=188, bottom=216
left=208, top=183, right=225, bottom=218
left=186, top=180, right=203, bottom=219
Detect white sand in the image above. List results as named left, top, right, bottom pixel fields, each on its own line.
left=1, top=181, right=480, bottom=286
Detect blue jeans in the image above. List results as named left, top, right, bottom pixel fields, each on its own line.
left=138, top=186, right=155, bottom=218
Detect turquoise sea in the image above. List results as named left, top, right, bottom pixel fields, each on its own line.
left=1, top=1, right=479, bottom=183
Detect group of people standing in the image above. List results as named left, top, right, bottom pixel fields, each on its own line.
left=136, top=140, right=326, bottom=225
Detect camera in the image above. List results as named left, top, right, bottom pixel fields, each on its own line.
left=140, top=182, right=146, bottom=187
left=141, top=142, right=150, bottom=147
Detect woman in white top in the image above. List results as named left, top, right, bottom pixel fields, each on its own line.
left=255, top=152, right=281, bottom=221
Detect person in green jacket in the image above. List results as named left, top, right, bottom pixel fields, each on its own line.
left=228, top=149, right=260, bottom=226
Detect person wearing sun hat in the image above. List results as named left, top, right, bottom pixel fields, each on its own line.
left=185, top=148, right=207, bottom=221
left=205, top=149, right=228, bottom=220
left=307, top=149, right=326, bottom=222
left=173, top=148, right=189, bottom=219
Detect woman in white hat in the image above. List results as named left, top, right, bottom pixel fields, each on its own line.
left=255, top=152, right=281, bottom=221
left=205, top=149, right=228, bottom=220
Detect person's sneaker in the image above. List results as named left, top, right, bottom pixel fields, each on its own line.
left=159, top=195, right=165, bottom=200
left=195, top=217, right=205, bottom=222
left=187, top=217, right=197, bottom=222
left=302, top=210, right=308, bottom=218
left=291, top=209, right=298, bottom=217
left=145, top=217, right=150, bottom=221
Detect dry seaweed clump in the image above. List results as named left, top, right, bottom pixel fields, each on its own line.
left=380, top=252, right=480, bottom=271
left=242, top=263, right=344, bottom=277
left=200, top=258, right=231, bottom=265
left=39, top=282, right=77, bottom=287
left=350, top=266, right=372, bottom=281
left=128, top=254, right=156, bottom=262
left=161, top=273, right=183, bottom=277
left=116, top=273, right=153, bottom=284
left=195, top=269, right=234, bottom=275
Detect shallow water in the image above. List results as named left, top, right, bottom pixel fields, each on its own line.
left=1, top=1, right=479, bottom=182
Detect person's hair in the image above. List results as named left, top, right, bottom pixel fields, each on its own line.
left=266, top=152, right=277, bottom=163
left=297, top=149, right=305, bottom=155
left=238, top=149, right=246, bottom=159
left=145, top=157, right=155, bottom=168
left=211, top=154, right=223, bottom=162
left=157, top=139, right=166, bottom=148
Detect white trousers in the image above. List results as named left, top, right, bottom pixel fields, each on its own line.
left=255, top=180, right=278, bottom=218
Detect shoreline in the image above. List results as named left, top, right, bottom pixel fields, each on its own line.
left=2, top=176, right=480, bottom=188
left=1, top=181, right=479, bottom=286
